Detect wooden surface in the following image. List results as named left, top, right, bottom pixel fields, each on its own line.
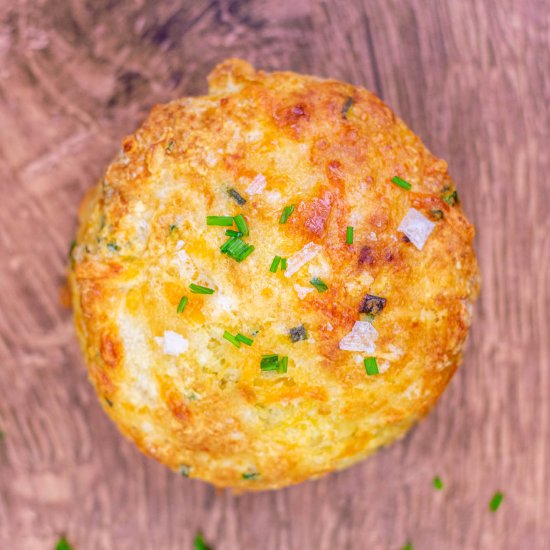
left=0, top=1, right=548, bottom=548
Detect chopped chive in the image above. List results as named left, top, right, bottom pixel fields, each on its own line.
left=220, top=237, right=254, bottom=262
left=225, top=229, right=243, bottom=237
left=430, top=209, right=444, bottom=220
left=260, top=354, right=280, bottom=371
left=489, top=491, right=504, bottom=512
left=342, top=96, right=354, bottom=119
left=279, top=204, right=295, bottom=224
left=278, top=356, right=288, bottom=373
left=365, top=313, right=376, bottom=323
left=237, top=244, right=255, bottom=262
left=107, top=242, right=120, bottom=252
left=55, top=536, right=75, bottom=550
left=165, top=140, right=175, bottom=153
left=289, top=324, right=307, bottom=342
left=193, top=533, right=212, bottom=550
left=177, top=296, right=188, bottom=314
left=169, top=224, right=177, bottom=232
left=179, top=464, right=191, bottom=477
left=400, top=543, right=413, bottom=550
left=223, top=330, right=241, bottom=348
left=228, top=188, right=246, bottom=205
left=433, top=475, right=444, bottom=490
left=233, top=214, right=249, bottom=236
left=442, top=189, right=459, bottom=205
left=236, top=333, right=253, bottom=346
left=242, top=471, right=260, bottom=480
left=310, top=277, right=328, bottom=293
left=206, top=215, right=234, bottom=226
left=270, top=255, right=282, bottom=272
left=391, top=176, right=412, bottom=191
left=346, top=226, right=354, bottom=244
left=281, top=258, right=287, bottom=271
left=189, top=283, right=214, bottom=294
left=364, top=357, right=379, bottom=375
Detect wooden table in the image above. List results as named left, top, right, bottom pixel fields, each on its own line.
left=0, top=1, right=548, bottom=548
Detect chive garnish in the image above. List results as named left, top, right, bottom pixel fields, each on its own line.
left=270, top=255, right=282, bottom=273
left=225, top=229, right=243, bottom=237
left=236, top=333, right=253, bottom=346
left=242, top=471, right=260, bottom=480
left=165, top=140, right=175, bottom=153
left=278, top=356, right=288, bottom=373
left=55, top=536, right=75, bottom=550
left=489, top=491, right=504, bottom=512
left=223, top=330, right=241, bottom=348
left=289, top=324, right=307, bottom=342
left=346, top=226, right=354, bottom=244
left=279, top=204, right=295, bottom=224
left=228, top=188, right=246, bottom=206
left=260, top=354, right=288, bottom=373
left=238, top=244, right=255, bottom=261
left=169, top=224, right=177, bottom=232
left=391, top=176, right=412, bottom=191
left=433, top=476, right=444, bottom=490
left=442, top=189, right=459, bottom=205
left=342, top=96, right=354, bottom=119
left=233, top=213, right=249, bottom=236
left=220, top=237, right=254, bottom=262
left=177, top=296, right=188, bottom=314
left=281, top=258, right=287, bottom=271
left=193, top=533, right=212, bottom=550
left=179, top=464, right=190, bottom=477
left=310, top=277, right=328, bottom=293
left=189, top=284, right=214, bottom=294
left=206, top=215, right=234, bottom=226
left=107, top=242, right=119, bottom=252
left=364, top=357, right=379, bottom=375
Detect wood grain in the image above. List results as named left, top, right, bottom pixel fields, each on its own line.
left=0, top=1, right=548, bottom=548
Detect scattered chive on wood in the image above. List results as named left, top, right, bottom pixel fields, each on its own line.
left=236, top=333, right=253, bottom=346
left=433, top=475, right=444, bottom=490
left=279, top=204, right=295, bottom=224
left=310, top=277, right=328, bottom=293
left=179, top=464, right=190, bottom=477
left=391, top=176, right=412, bottom=191
left=289, top=324, right=307, bottom=342
left=55, top=536, right=75, bottom=550
left=270, top=255, right=282, bottom=272
left=206, top=215, right=234, bottom=227
left=223, top=330, right=241, bottom=348
left=189, top=283, right=215, bottom=294
left=489, top=491, right=504, bottom=512
left=220, top=237, right=255, bottom=262
left=242, top=471, right=260, bottom=480
left=342, top=96, right=354, bottom=119
left=364, top=357, right=379, bottom=375
left=233, top=213, right=249, bottom=236
left=177, top=296, right=188, bottom=314
left=228, top=188, right=246, bottom=205
left=225, top=229, right=243, bottom=237
left=193, top=532, right=212, bottom=550
left=346, top=226, right=354, bottom=244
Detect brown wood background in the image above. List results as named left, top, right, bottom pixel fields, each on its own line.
left=0, top=1, right=548, bottom=549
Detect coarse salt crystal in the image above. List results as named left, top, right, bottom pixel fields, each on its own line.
left=398, top=208, right=435, bottom=250
left=339, top=321, right=378, bottom=353
left=294, top=284, right=314, bottom=299
left=246, top=173, right=266, bottom=195
left=285, top=242, right=322, bottom=278
left=158, top=330, right=188, bottom=356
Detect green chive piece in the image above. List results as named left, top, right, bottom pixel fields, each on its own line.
left=233, top=213, right=249, bottom=236
left=105, top=397, right=113, bottom=407
left=433, top=475, right=444, bottom=490
left=165, top=140, right=175, bottom=153
left=237, top=244, right=255, bottom=262
left=189, top=284, right=215, bottom=294
left=489, top=491, right=504, bottom=512
left=169, top=224, right=177, bottom=232
left=179, top=464, right=190, bottom=477
left=278, top=356, right=288, bottom=373
left=242, top=471, right=260, bottom=480
left=223, top=331, right=241, bottom=348
left=270, top=255, right=282, bottom=273
left=281, top=258, right=287, bottom=271
left=442, top=189, right=459, bottom=205
left=260, top=354, right=280, bottom=371
left=55, top=537, right=76, bottom=550
left=206, top=215, right=234, bottom=226
left=364, top=357, right=379, bottom=375
left=279, top=204, right=295, bottom=224
left=107, top=242, right=120, bottom=252
left=310, top=277, right=328, bottom=293
left=400, top=543, right=413, bottom=550
left=346, top=226, right=354, bottom=244
left=225, top=229, right=243, bottom=237
left=236, top=333, right=253, bottom=346
left=193, top=532, right=212, bottom=550
left=391, top=176, right=412, bottom=191
left=177, top=296, right=188, bottom=314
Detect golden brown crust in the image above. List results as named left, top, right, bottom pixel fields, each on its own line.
left=69, top=59, right=479, bottom=490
